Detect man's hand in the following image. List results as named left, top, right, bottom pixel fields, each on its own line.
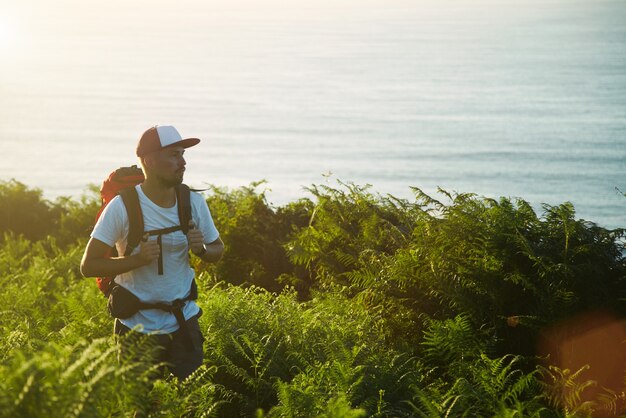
left=80, top=235, right=164, bottom=278
left=187, top=221, right=206, bottom=256
left=138, top=233, right=160, bottom=265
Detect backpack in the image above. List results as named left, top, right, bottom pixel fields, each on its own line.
left=95, top=165, right=192, bottom=295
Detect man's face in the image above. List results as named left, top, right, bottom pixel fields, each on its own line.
left=146, top=146, right=187, bottom=187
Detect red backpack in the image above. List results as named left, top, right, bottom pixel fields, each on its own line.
left=95, top=165, right=192, bottom=295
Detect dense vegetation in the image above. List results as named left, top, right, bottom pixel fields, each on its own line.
left=0, top=178, right=625, bottom=417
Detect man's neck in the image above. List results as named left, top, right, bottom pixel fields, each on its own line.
left=140, top=179, right=177, bottom=208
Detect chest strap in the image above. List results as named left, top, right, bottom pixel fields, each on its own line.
left=145, top=226, right=183, bottom=275
left=125, top=225, right=184, bottom=275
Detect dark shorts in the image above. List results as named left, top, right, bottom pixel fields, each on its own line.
left=114, top=311, right=204, bottom=380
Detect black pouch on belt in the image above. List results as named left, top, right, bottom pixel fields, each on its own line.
left=107, top=284, right=142, bottom=319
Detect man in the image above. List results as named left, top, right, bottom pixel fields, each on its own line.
left=81, top=125, right=224, bottom=379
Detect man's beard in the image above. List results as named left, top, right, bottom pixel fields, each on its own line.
left=156, top=173, right=183, bottom=188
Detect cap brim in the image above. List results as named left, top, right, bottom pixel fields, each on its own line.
left=166, top=138, right=200, bottom=150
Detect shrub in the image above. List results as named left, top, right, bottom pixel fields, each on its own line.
left=206, top=182, right=311, bottom=293
left=0, top=180, right=60, bottom=242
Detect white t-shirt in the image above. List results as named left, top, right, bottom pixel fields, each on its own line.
left=92, top=185, right=220, bottom=334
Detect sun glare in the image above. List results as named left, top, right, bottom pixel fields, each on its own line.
left=0, top=15, right=21, bottom=53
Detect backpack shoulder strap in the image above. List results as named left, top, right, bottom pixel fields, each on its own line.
left=176, top=184, right=192, bottom=235
left=120, top=186, right=144, bottom=256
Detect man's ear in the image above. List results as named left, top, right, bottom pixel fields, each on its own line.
left=139, top=155, right=152, bottom=171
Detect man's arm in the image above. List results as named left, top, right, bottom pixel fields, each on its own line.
left=194, top=236, right=225, bottom=263
left=80, top=236, right=160, bottom=278
left=187, top=194, right=224, bottom=264
left=187, top=219, right=224, bottom=263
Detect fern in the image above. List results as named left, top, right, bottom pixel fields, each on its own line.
left=540, top=364, right=600, bottom=416
left=0, top=337, right=161, bottom=417
left=421, top=314, right=488, bottom=369
left=2, top=181, right=625, bottom=416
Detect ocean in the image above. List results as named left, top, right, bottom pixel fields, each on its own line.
left=0, top=0, right=624, bottom=228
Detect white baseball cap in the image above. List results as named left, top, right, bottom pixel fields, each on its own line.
left=136, top=125, right=200, bottom=157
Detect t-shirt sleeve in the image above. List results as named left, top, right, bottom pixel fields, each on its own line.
left=191, top=192, right=220, bottom=244
left=91, top=196, right=128, bottom=248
